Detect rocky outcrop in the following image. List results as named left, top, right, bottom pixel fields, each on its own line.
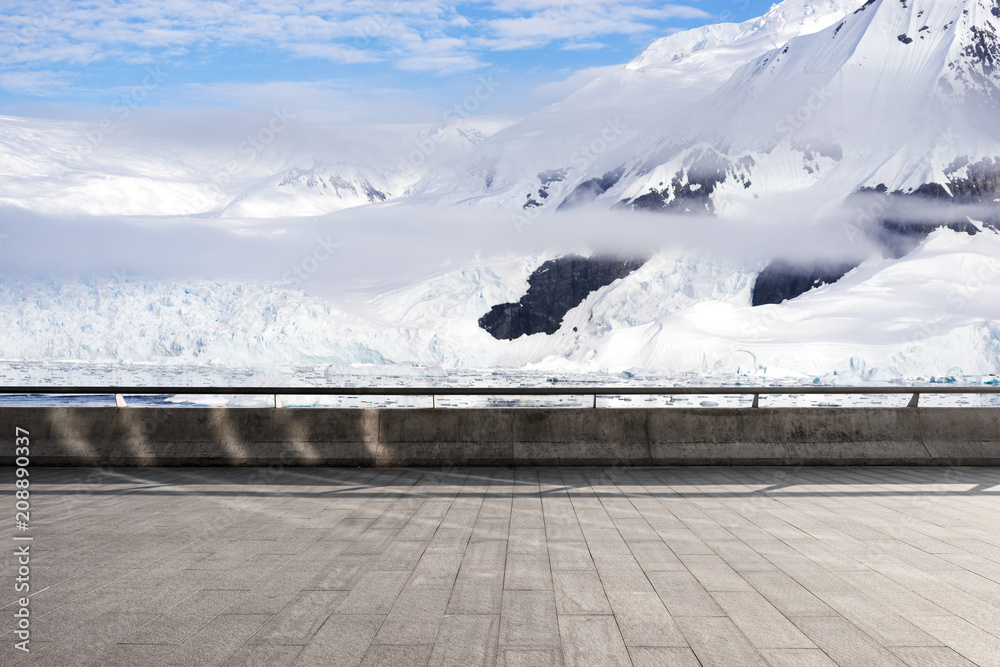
left=523, top=169, right=569, bottom=209
left=753, top=157, right=1000, bottom=305
left=752, top=260, right=859, bottom=306
left=622, top=148, right=753, bottom=215
left=557, top=169, right=624, bottom=210
left=480, top=255, right=644, bottom=339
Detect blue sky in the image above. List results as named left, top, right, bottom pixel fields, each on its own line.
left=0, top=0, right=782, bottom=123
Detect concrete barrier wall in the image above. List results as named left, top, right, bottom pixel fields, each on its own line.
left=1, top=407, right=998, bottom=466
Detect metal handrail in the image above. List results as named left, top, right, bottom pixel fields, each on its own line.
left=1, top=385, right=999, bottom=408
left=0, top=386, right=998, bottom=395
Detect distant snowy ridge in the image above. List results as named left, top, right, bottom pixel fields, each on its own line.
left=0, top=115, right=515, bottom=218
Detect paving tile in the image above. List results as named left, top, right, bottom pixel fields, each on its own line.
left=504, top=553, right=553, bottom=591
left=908, top=615, right=1000, bottom=667
left=461, top=540, right=507, bottom=571
left=810, top=588, right=941, bottom=647
left=675, top=616, right=770, bottom=667
left=406, top=553, right=464, bottom=590
left=372, top=541, right=428, bottom=571
left=471, top=518, right=510, bottom=543
left=447, top=569, right=504, bottom=615
left=122, top=589, right=245, bottom=645
left=656, top=529, right=714, bottom=555
left=628, top=541, right=685, bottom=572
left=613, top=518, right=660, bottom=542
left=359, top=644, right=433, bottom=666
left=250, top=591, right=348, bottom=645
left=558, top=615, right=631, bottom=667
left=759, top=648, right=838, bottom=666
left=496, top=647, right=563, bottom=667
left=204, top=553, right=292, bottom=590
left=548, top=542, right=594, bottom=571
left=374, top=589, right=451, bottom=645
left=508, top=529, right=547, bottom=554
left=83, top=643, right=173, bottom=667
left=552, top=571, right=612, bottom=615
left=582, top=528, right=631, bottom=556
left=741, top=570, right=837, bottom=617
left=648, top=571, right=725, bottom=617
left=710, top=591, right=814, bottom=649
left=593, top=554, right=653, bottom=591
left=293, top=614, right=384, bottom=666
left=793, top=617, right=909, bottom=667
left=705, top=540, right=776, bottom=572
left=499, top=591, right=560, bottom=649
left=890, top=646, right=980, bottom=667
left=680, top=554, right=753, bottom=592
left=336, top=570, right=411, bottom=615
left=158, top=614, right=271, bottom=667
left=221, top=645, right=303, bottom=667
left=626, top=647, right=701, bottom=667
left=606, top=591, right=687, bottom=647
left=305, top=554, right=373, bottom=590
left=428, top=615, right=499, bottom=667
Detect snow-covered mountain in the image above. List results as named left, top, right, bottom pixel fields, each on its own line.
left=5, top=0, right=994, bottom=220
left=413, top=0, right=1000, bottom=218
left=610, top=0, right=1000, bottom=214
left=410, top=0, right=868, bottom=209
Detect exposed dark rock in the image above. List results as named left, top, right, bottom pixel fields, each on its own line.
left=479, top=255, right=644, bottom=340
left=854, top=0, right=876, bottom=14
left=524, top=169, right=568, bottom=209
left=624, top=149, right=752, bottom=214
left=898, top=34, right=913, bottom=45
left=557, top=168, right=624, bottom=210
left=752, top=157, right=1000, bottom=306
left=277, top=166, right=389, bottom=202
left=873, top=218, right=979, bottom=259
left=752, top=260, right=859, bottom=306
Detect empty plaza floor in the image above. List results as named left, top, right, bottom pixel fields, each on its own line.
left=3, top=466, right=1000, bottom=666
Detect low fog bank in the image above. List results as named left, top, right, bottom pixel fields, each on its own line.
left=5, top=193, right=980, bottom=298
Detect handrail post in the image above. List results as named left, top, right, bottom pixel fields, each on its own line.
left=114, top=393, right=128, bottom=408
left=273, top=394, right=282, bottom=408
left=907, top=392, right=919, bottom=408
left=593, top=394, right=597, bottom=409
left=432, top=394, right=437, bottom=409
left=751, top=393, right=759, bottom=409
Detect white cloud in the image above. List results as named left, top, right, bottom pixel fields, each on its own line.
left=529, top=64, right=621, bottom=100
left=0, top=70, right=70, bottom=96
left=177, top=79, right=444, bottom=124
left=480, top=2, right=710, bottom=50
left=561, top=42, right=607, bottom=51
left=0, top=0, right=710, bottom=78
